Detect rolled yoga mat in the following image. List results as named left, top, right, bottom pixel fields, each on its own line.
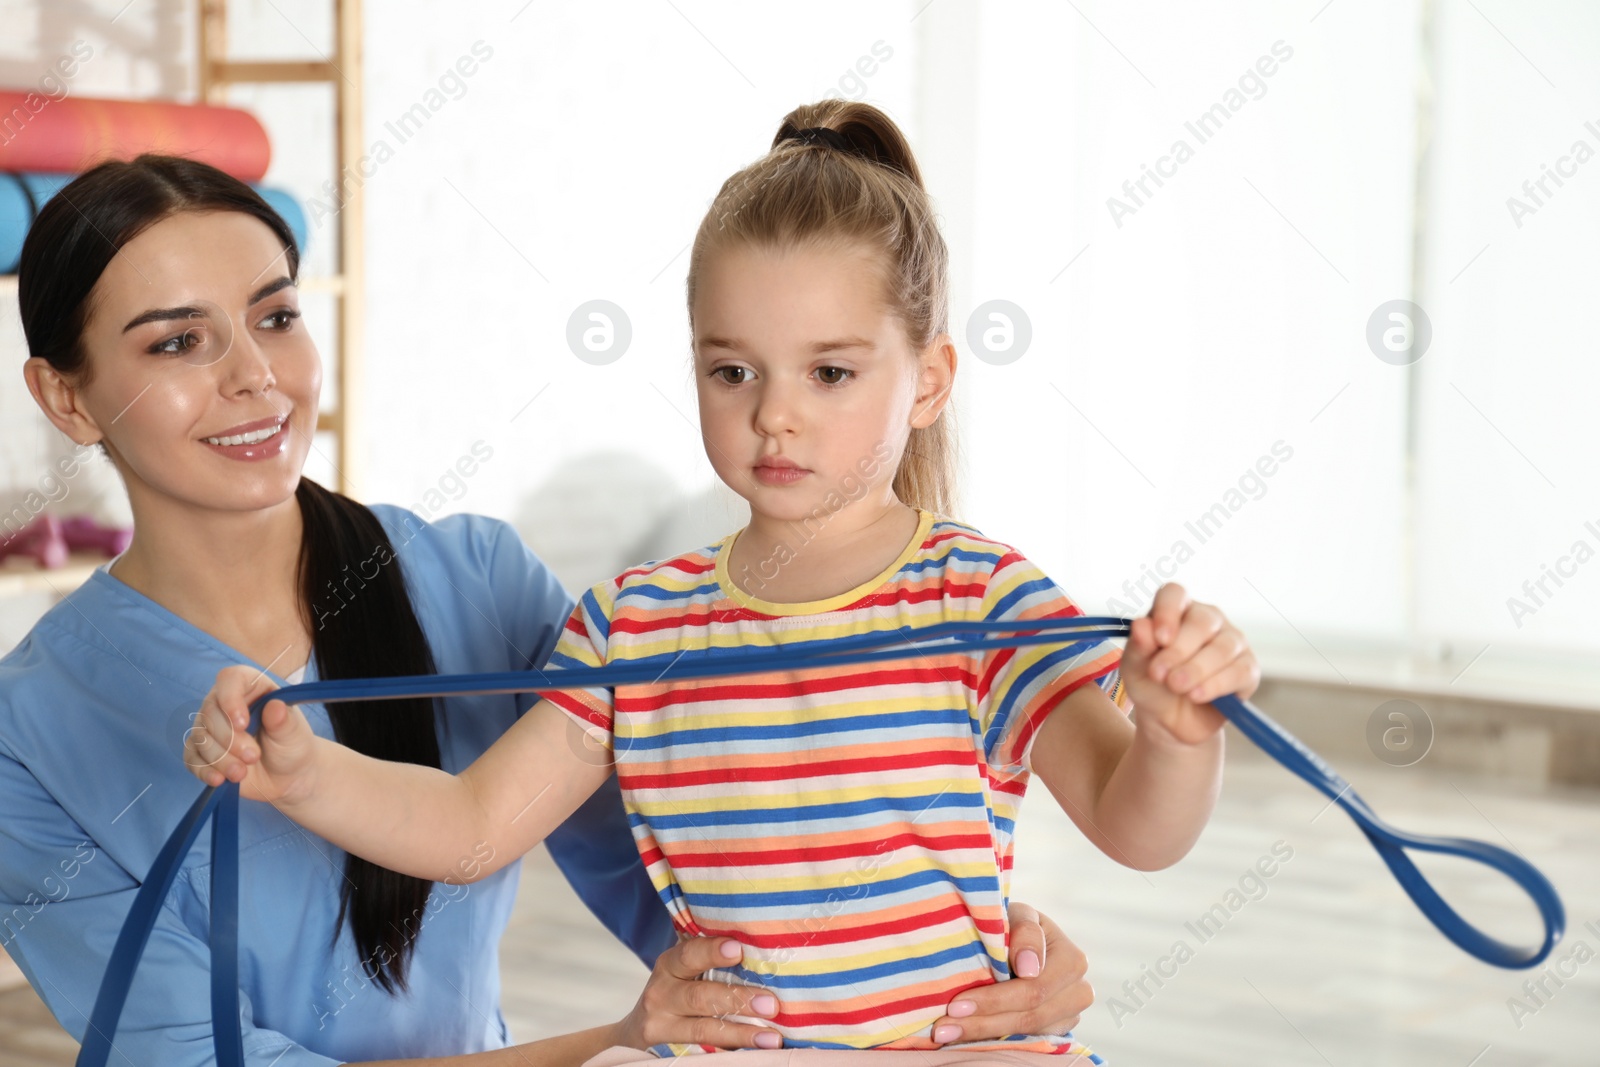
left=0, top=171, right=309, bottom=274
left=0, top=93, right=271, bottom=181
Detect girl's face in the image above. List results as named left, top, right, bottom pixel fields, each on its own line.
left=691, top=241, right=951, bottom=525
left=30, top=210, right=319, bottom=519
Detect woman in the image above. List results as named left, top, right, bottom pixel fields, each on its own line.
left=0, top=156, right=1095, bottom=1066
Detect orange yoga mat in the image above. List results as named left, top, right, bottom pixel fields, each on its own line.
left=0, top=93, right=271, bottom=181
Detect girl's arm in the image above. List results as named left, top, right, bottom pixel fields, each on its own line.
left=1029, top=583, right=1255, bottom=871
left=184, top=667, right=611, bottom=883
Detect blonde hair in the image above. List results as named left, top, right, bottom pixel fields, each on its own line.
left=686, top=100, right=958, bottom=518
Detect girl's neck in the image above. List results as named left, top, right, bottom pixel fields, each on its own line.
left=731, top=495, right=923, bottom=605
left=109, top=485, right=310, bottom=670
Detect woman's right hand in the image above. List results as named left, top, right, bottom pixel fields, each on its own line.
left=183, top=664, right=321, bottom=805
left=611, top=937, right=783, bottom=1051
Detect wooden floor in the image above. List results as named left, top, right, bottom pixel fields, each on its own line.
left=4, top=749, right=1598, bottom=1065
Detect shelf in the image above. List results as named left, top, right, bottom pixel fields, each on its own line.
left=208, top=60, right=339, bottom=84
left=0, top=554, right=104, bottom=598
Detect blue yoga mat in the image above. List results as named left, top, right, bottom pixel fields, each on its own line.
left=0, top=171, right=309, bottom=274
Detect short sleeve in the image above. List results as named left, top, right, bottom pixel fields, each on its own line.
left=543, top=581, right=620, bottom=746
left=479, top=515, right=577, bottom=673
left=977, top=550, right=1125, bottom=777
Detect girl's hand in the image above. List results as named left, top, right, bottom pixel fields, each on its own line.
left=182, top=664, right=321, bottom=806
left=611, top=936, right=783, bottom=1051
left=929, top=901, right=1093, bottom=1045
left=1120, top=583, right=1260, bottom=746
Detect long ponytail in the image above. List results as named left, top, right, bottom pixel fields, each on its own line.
left=296, top=477, right=443, bottom=993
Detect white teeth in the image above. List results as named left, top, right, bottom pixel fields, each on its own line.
left=205, top=423, right=283, bottom=447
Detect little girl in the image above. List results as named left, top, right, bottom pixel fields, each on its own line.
left=187, top=101, right=1257, bottom=1064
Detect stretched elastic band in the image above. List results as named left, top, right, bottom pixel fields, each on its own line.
left=76, top=615, right=1565, bottom=1067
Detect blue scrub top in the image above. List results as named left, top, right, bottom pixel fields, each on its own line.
left=0, top=507, right=676, bottom=1066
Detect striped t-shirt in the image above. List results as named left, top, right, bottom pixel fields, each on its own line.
left=547, top=510, right=1125, bottom=1058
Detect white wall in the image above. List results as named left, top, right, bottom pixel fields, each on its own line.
left=1414, top=1, right=1600, bottom=663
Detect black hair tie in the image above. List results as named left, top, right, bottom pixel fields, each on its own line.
left=787, top=126, right=852, bottom=151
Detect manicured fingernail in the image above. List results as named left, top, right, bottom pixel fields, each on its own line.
left=948, top=999, right=977, bottom=1018
left=720, top=940, right=742, bottom=960
left=753, top=994, right=777, bottom=1016
left=1016, top=949, right=1041, bottom=977
left=933, top=1024, right=962, bottom=1044
left=755, top=1031, right=782, bottom=1049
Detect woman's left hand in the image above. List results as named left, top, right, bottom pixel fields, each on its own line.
left=1120, top=582, right=1260, bottom=746
left=927, top=901, right=1092, bottom=1046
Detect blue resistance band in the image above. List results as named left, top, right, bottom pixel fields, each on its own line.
left=76, top=616, right=1566, bottom=1067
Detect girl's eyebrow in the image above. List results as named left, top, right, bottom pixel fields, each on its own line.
left=812, top=337, right=875, bottom=354
left=695, top=335, right=876, bottom=354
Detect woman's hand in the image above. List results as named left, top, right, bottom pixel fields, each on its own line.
left=610, top=936, right=783, bottom=1051
left=1120, top=583, right=1260, bottom=746
left=928, top=901, right=1093, bottom=1046
left=182, top=664, right=322, bottom=805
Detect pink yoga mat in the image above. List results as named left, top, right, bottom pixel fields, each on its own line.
left=0, top=93, right=271, bottom=180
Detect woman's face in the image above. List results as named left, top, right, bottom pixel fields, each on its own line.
left=71, top=210, right=320, bottom=516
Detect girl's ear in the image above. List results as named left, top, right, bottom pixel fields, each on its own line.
left=909, top=333, right=957, bottom=430
left=25, top=358, right=103, bottom=446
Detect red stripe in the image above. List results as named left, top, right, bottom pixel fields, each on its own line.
left=694, top=902, right=1003, bottom=950
left=548, top=694, right=608, bottom=731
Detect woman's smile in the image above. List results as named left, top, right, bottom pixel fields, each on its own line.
left=200, top=413, right=291, bottom=461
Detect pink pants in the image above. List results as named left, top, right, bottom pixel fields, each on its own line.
left=582, top=1050, right=1087, bottom=1066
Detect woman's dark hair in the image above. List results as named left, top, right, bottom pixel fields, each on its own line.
left=18, top=155, right=442, bottom=994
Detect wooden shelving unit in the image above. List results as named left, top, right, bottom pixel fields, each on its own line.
left=0, top=0, right=364, bottom=604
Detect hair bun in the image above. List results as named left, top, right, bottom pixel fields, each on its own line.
left=773, top=102, right=924, bottom=190
left=785, top=126, right=854, bottom=152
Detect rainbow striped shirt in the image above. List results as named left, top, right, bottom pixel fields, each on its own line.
left=547, top=510, right=1124, bottom=1058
